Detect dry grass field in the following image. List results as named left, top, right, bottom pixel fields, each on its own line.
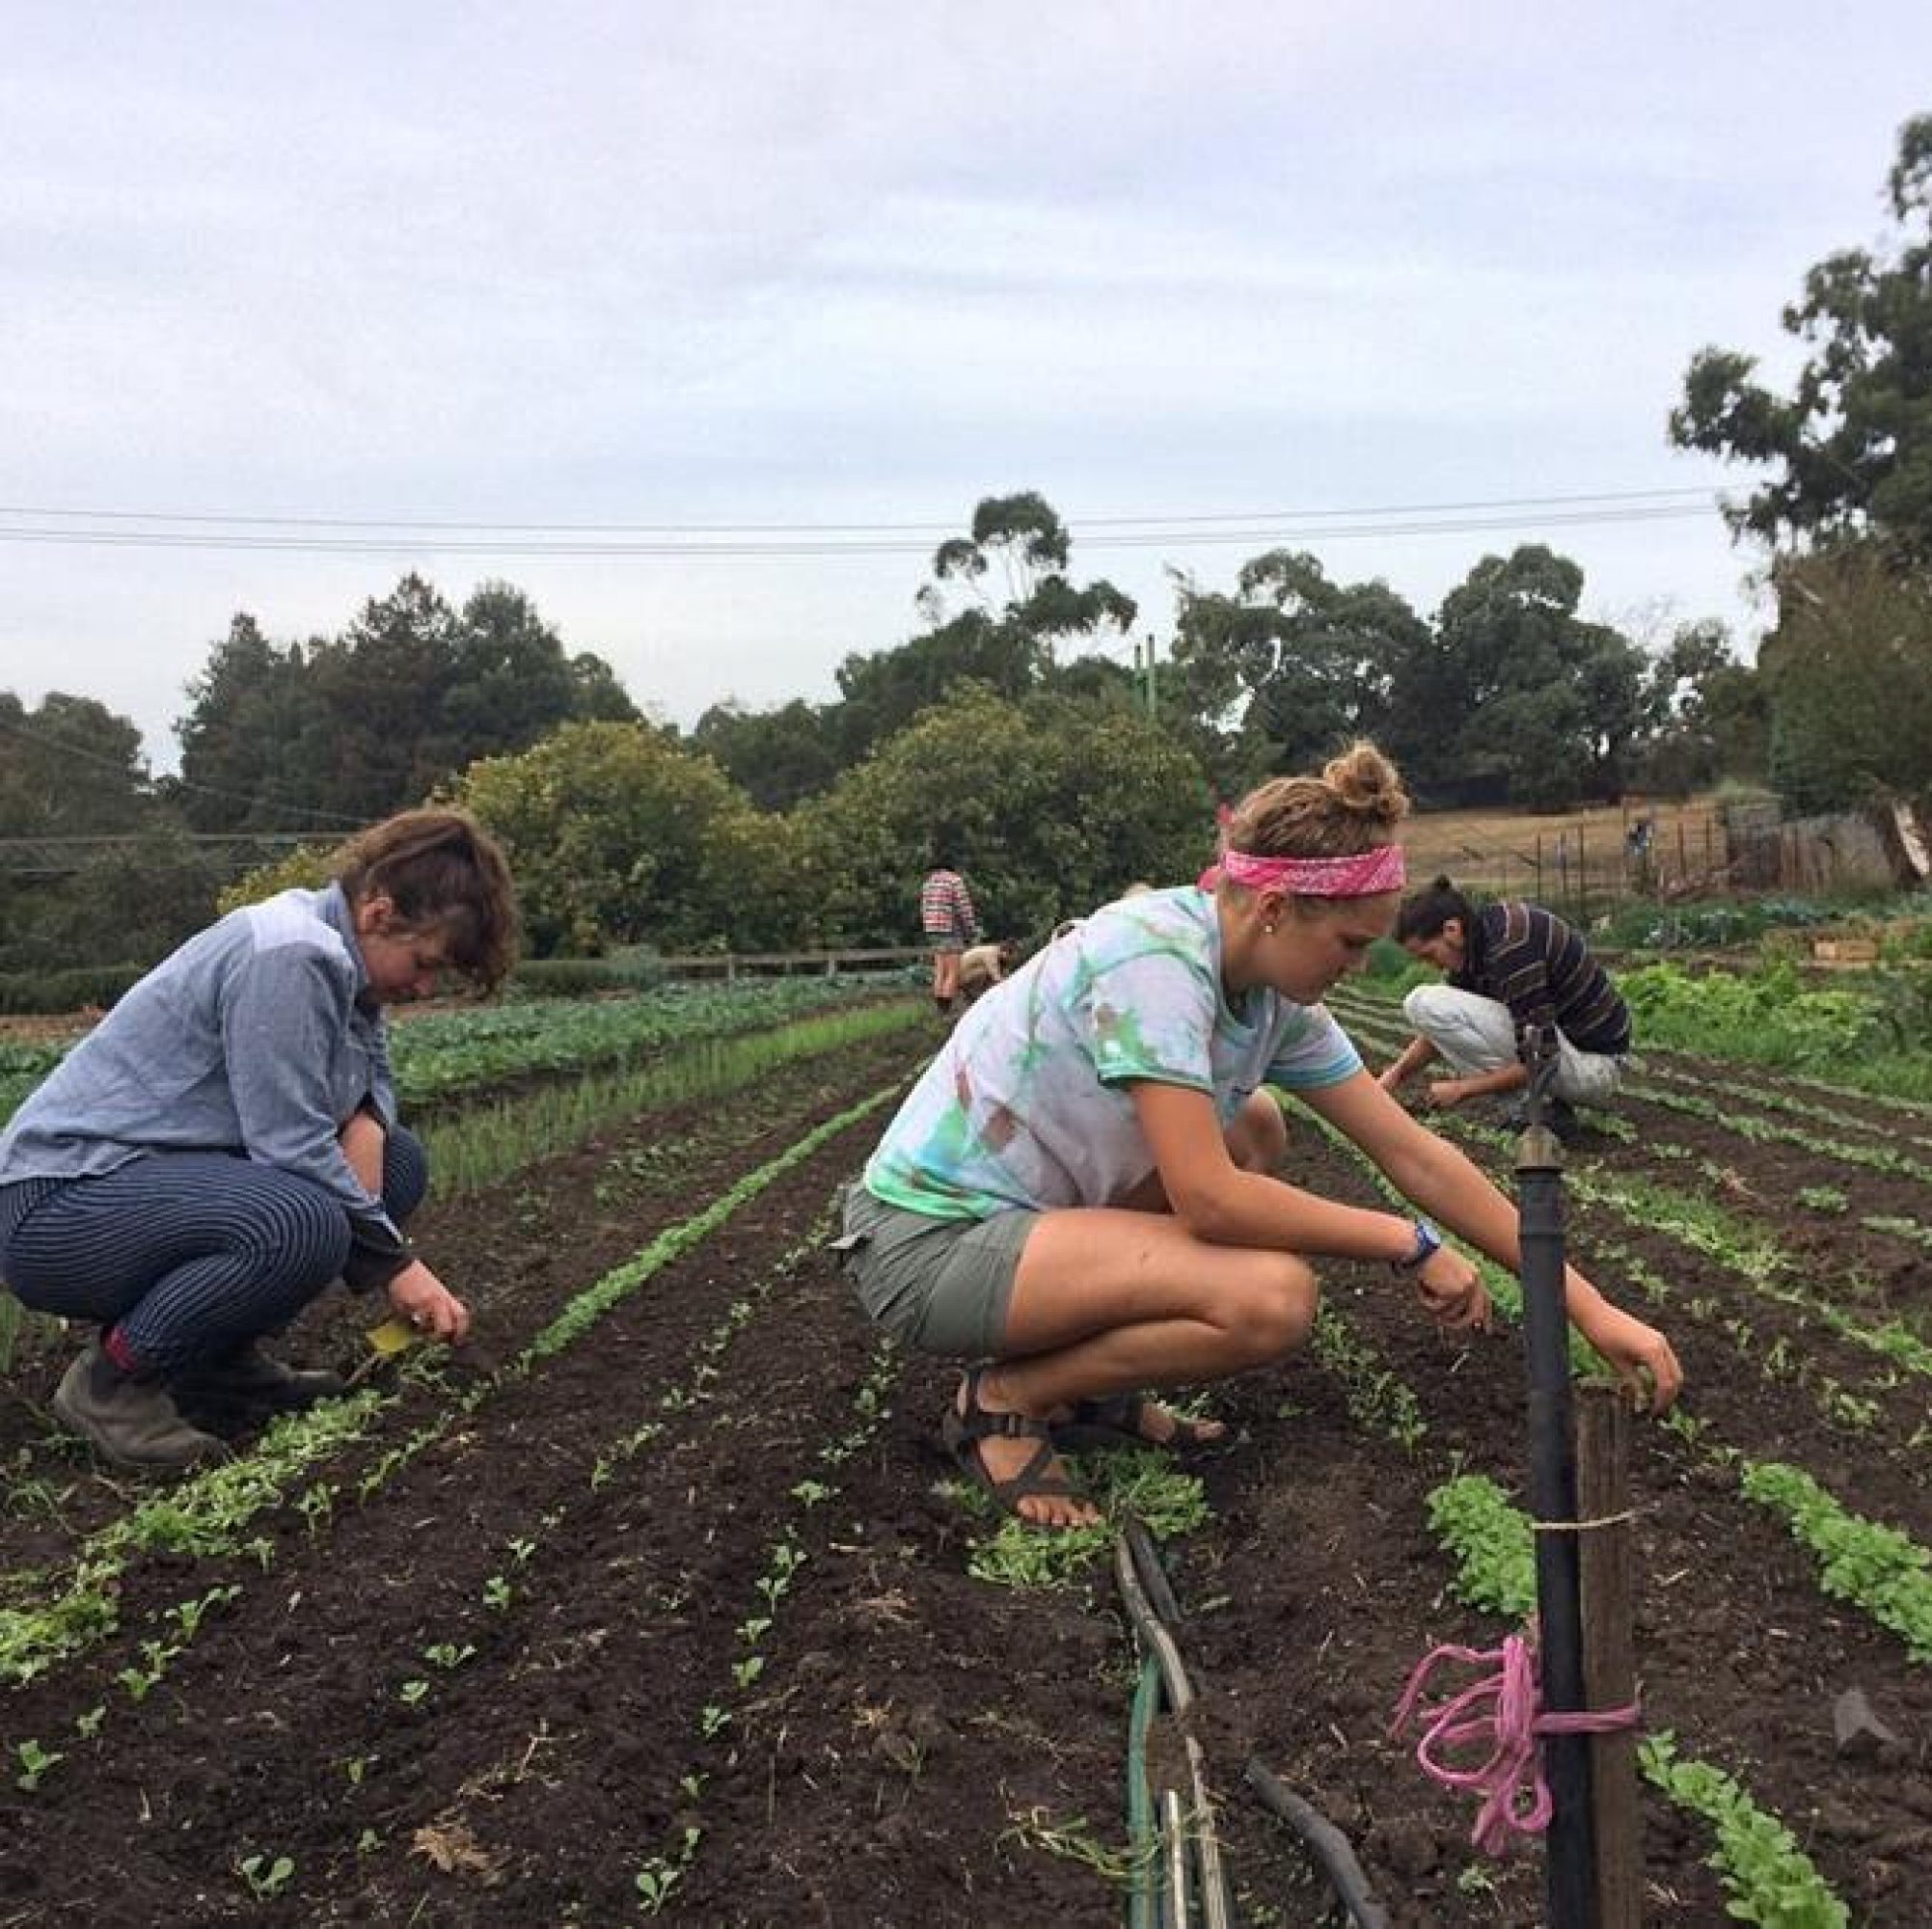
left=1401, top=792, right=1736, bottom=912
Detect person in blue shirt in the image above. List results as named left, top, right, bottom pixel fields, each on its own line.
left=0, top=808, right=518, bottom=1471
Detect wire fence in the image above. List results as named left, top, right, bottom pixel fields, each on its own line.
left=1401, top=803, right=1737, bottom=926
left=1402, top=796, right=1913, bottom=926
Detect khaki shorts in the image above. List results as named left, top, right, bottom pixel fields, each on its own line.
left=834, top=1184, right=1035, bottom=1359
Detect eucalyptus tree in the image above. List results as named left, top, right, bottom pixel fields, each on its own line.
left=1670, top=114, right=1932, bottom=563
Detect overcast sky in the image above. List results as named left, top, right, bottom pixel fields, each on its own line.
left=5, top=4, right=1928, bottom=777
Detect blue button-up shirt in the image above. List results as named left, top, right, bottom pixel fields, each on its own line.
left=0, top=883, right=404, bottom=1249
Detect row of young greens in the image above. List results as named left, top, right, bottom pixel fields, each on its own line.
left=1636, top=1056, right=1932, bottom=1155
left=1282, top=1034, right=1932, bottom=1698
left=422, top=999, right=923, bottom=1198
left=0, top=995, right=922, bottom=1378
left=1327, top=1004, right=1932, bottom=1664
left=1298, top=992, right=1931, bottom=1916
left=226, top=1175, right=893, bottom=1909
left=632, top=1290, right=907, bottom=1915
left=1342, top=1002, right=1932, bottom=1428
left=0, top=1084, right=900, bottom=1721
left=1423, top=1471, right=1852, bottom=1929
left=1278, top=1179, right=1862, bottom=1923
left=1380, top=1081, right=1932, bottom=1424
left=0, top=974, right=908, bottom=1121
left=1331, top=992, right=1932, bottom=1339
left=391, top=976, right=902, bottom=1101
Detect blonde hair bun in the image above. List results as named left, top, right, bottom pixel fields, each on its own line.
left=1226, top=739, right=1410, bottom=861
left=1321, top=741, right=1410, bottom=829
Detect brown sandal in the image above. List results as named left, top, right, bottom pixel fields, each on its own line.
left=940, top=1368, right=1089, bottom=1524
left=1052, top=1392, right=1224, bottom=1452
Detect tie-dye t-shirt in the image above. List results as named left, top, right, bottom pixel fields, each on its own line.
left=862, top=885, right=1361, bottom=1219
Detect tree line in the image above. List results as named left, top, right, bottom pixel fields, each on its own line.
left=5, top=113, right=1928, bottom=983
left=0, top=502, right=1759, bottom=978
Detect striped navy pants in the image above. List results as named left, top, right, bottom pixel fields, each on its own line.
left=0, top=1130, right=427, bottom=1373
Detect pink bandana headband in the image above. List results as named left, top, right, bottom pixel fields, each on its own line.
left=1218, top=844, right=1406, bottom=898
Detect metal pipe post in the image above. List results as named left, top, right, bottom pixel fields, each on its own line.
left=1515, top=1024, right=1596, bottom=1927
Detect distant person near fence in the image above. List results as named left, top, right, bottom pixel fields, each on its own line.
left=1378, top=876, right=1631, bottom=1137
left=958, top=938, right=1019, bottom=1005
left=920, top=849, right=982, bottom=1016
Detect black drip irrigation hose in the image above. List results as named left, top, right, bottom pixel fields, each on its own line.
left=1127, top=1648, right=1165, bottom=1929
left=1116, top=1518, right=1391, bottom=1929
left=1241, top=1760, right=1392, bottom=1929
left=1124, top=1517, right=1184, bottom=1626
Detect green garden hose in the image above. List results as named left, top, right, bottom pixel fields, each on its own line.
left=1127, top=1648, right=1164, bottom=1929
left=1113, top=1529, right=1232, bottom=1929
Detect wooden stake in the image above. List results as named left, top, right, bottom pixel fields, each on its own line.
left=1578, top=1383, right=1641, bottom=1928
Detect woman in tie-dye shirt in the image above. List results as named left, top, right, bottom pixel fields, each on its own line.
left=837, top=744, right=1682, bottom=1528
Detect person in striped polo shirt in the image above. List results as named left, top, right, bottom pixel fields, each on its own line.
left=1379, top=877, right=1630, bottom=1135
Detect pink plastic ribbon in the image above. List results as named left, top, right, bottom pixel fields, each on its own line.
left=1390, top=1631, right=1640, bottom=1857
left=1217, top=843, right=1405, bottom=898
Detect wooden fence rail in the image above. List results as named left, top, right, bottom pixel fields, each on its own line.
left=654, top=946, right=929, bottom=982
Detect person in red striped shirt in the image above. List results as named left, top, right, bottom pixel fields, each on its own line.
left=919, top=846, right=982, bottom=1015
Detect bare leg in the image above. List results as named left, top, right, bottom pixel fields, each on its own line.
left=932, top=951, right=962, bottom=1008
left=962, top=1093, right=1313, bottom=1527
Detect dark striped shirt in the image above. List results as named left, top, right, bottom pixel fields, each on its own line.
left=1455, top=902, right=1630, bottom=1056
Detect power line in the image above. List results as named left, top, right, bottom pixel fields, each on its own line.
left=0, top=499, right=1722, bottom=558
left=0, top=714, right=368, bottom=828
left=0, top=484, right=1723, bottom=536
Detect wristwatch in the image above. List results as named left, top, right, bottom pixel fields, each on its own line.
left=1394, top=1218, right=1443, bottom=1272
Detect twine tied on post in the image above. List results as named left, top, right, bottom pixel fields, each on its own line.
left=1390, top=1627, right=1640, bottom=1857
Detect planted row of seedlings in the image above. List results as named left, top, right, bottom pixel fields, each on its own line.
left=0, top=1023, right=922, bottom=1922
left=1423, top=1472, right=1851, bottom=1925
left=1330, top=985, right=1932, bottom=1291
left=0, top=994, right=926, bottom=1523
left=0, top=975, right=901, bottom=1126
left=1329, top=994, right=1932, bottom=1444
left=1333, top=998, right=1932, bottom=1631
left=0, top=1068, right=899, bottom=1729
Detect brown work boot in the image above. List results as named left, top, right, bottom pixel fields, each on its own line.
left=174, top=1341, right=346, bottom=1412
left=52, top=1344, right=224, bottom=1472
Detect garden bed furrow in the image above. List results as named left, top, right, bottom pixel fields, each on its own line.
left=1259, top=1115, right=1932, bottom=1923
left=0, top=1123, right=888, bottom=1923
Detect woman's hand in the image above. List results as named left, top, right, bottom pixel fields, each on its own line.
left=1580, top=1303, right=1683, bottom=1411
left=386, top=1261, right=471, bottom=1345
left=1412, top=1246, right=1490, bottom=1330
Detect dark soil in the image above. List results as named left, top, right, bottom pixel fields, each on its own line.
left=4, top=1012, right=1931, bottom=1926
